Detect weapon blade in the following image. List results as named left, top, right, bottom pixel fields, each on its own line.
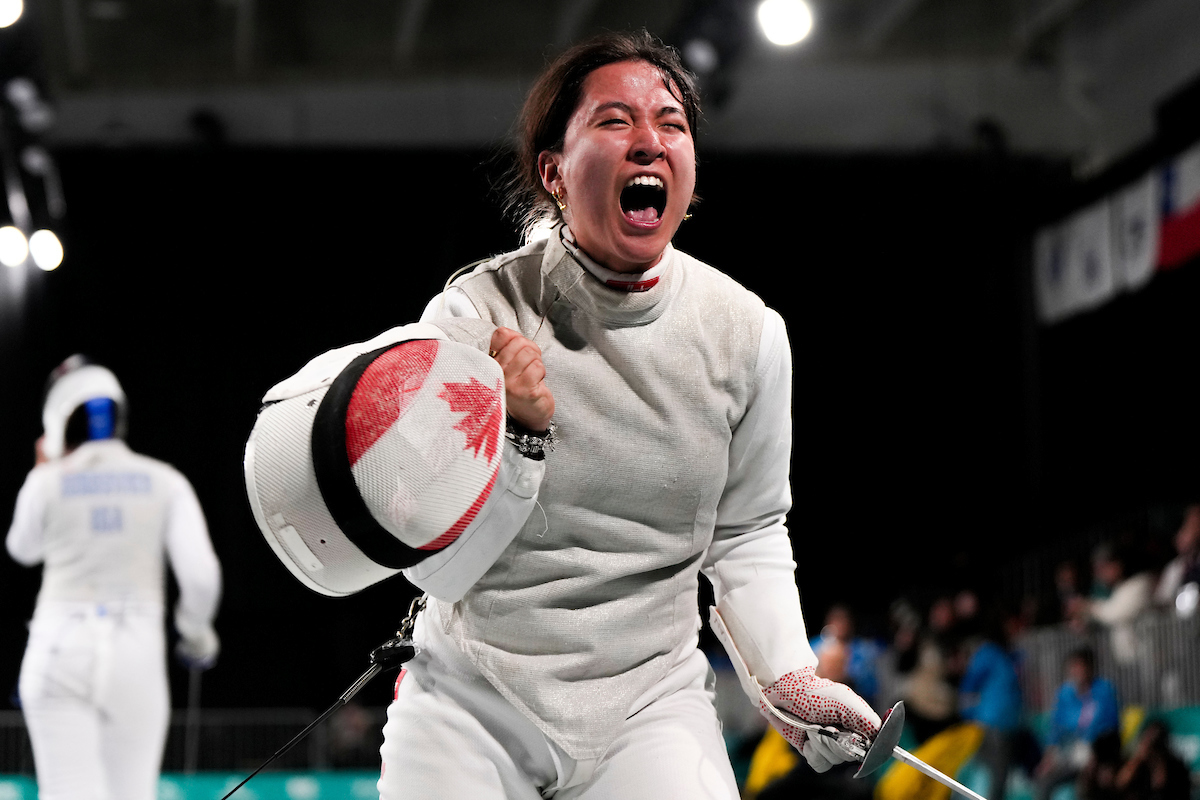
left=890, top=745, right=990, bottom=800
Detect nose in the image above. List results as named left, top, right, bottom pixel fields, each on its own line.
left=629, top=125, right=665, bottom=164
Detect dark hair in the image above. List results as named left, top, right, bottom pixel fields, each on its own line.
left=1068, top=646, right=1096, bottom=672
left=503, top=29, right=702, bottom=238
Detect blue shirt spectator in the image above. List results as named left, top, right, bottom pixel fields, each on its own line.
left=809, top=604, right=883, bottom=704
left=959, top=640, right=1023, bottom=733
left=1033, top=646, right=1122, bottom=800
left=1047, top=673, right=1120, bottom=747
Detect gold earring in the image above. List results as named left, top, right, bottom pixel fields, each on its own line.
left=552, top=190, right=567, bottom=212
left=683, top=212, right=693, bottom=221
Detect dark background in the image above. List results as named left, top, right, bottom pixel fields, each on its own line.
left=1, top=139, right=1197, bottom=712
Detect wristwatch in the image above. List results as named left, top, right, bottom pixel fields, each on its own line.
left=505, top=418, right=558, bottom=460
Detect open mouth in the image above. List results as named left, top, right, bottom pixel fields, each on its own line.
left=620, top=176, right=667, bottom=225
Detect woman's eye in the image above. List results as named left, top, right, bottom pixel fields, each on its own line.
left=600, top=118, right=629, bottom=126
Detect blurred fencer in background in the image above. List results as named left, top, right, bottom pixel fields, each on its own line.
left=5, top=355, right=223, bottom=800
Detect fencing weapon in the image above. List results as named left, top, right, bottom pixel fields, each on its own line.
left=218, top=594, right=426, bottom=800
left=764, top=700, right=989, bottom=800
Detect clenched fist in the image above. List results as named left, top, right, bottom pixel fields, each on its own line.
left=489, top=327, right=555, bottom=432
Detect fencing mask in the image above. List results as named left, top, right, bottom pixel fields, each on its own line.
left=244, top=323, right=505, bottom=597
left=42, top=355, right=128, bottom=460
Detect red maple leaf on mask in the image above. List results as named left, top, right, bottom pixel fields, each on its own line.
left=438, top=378, right=503, bottom=463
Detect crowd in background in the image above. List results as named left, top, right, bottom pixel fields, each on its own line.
left=733, top=503, right=1200, bottom=800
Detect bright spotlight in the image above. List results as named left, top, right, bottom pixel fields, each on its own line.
left=0, top=226, right=28, bottom=267
left=30, top=229, right=63, bottom=271
left=0, top=0, right=23, bottom=28
left=757, top=0, right=813, bottom=46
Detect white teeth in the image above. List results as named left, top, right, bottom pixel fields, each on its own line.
left=624, top=176, right=664, bottom=189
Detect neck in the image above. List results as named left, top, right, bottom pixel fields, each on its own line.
left=558, top=227, right=665, bottom=293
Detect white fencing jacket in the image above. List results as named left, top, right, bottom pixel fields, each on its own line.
left=403, top=229, right=816, bottom=759
left=7, top=439, right=221, bottom=639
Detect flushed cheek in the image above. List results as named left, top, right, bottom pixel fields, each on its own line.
left=668, top=158, right=696, bottom=210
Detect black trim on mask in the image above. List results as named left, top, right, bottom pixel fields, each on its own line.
left=310, top=344, right=428, bottom=570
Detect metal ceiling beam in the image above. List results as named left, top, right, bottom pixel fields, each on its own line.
left=860, top=0, right=928, bottom=53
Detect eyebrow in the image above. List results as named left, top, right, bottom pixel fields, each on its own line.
left=591, top=101, right=687, bottom=120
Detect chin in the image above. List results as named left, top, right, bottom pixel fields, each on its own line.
left=619, top=233, right=676, bottom=270
left=614, top=248, right=666, bottom=273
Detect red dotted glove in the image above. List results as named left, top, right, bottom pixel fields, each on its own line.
left=761, top=666, right=882, bottom=773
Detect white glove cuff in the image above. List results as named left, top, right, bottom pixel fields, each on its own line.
left=174, top=607, right=215, bottom=643
left=714, top=578, right=817, bottom=691
left=176, top=625, right=220, bottom=661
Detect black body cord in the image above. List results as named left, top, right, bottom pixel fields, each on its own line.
left=219, top=597, right=425, bottom=800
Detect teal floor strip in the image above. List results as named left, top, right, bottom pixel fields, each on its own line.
left=0, top=771, right=381, bottom=800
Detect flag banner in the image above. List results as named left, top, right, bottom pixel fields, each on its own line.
left=1158, top=141, right=1200, bottom=269
left=1034, top=200, right=1114, bottom=323
left=1110, top=171, right=1159, bottom=290
left=1033, top=223, right=1070, bottom=323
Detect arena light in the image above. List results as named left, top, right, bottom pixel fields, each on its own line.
left=682, top=38, right=720, bottom=77
left=756, top=0, right=814, bottom=46
left=29, top=229, right=63, bottom=271
left=0, top=0, right=22, bottom=27
left=0, top=225, right=28, bottom=267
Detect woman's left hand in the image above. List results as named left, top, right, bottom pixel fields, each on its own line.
left=490, top=327, right=555, bottom=432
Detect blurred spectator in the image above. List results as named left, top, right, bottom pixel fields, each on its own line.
left=810, top=603, right=884, bottom=705
left=1033, top=647, right=1121, bottom=800
left=900, top=596, right=961, bottom=744
left=955, top=607, right=1024, bottom=800
left=1068, top=543, right=1155, bottom=664
left=1054, top=559, right=1086, bottom=625
left=1077, top=722, right=1125, bottom=800
left=1153, top=504, right=1200, bottom=617
left=876, top=599, right=922, bottom=712
left=953, top=589, right=982, bottom=640
left=1112, top=719, right=1192, bottom=800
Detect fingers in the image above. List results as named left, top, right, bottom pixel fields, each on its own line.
left=489, top=326, right=524, bottom=360
left=490, top=327, right=555, bottom=432
left=765, top=712, right=840, bottom=773
left=801, top=734, right=842, bottom=773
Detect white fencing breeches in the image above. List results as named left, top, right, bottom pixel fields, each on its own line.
left=378, top=611, right=739, bottom=800
left=18, top=604, right=169, bottom=800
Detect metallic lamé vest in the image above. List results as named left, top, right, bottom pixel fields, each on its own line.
left=440, top=232, right=765, bottom=758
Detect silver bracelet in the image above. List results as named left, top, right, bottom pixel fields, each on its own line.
left=504, top=420, right=558, bottom=459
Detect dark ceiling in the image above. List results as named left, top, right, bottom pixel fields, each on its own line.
left=7, top=0, right=1199, bottom=171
